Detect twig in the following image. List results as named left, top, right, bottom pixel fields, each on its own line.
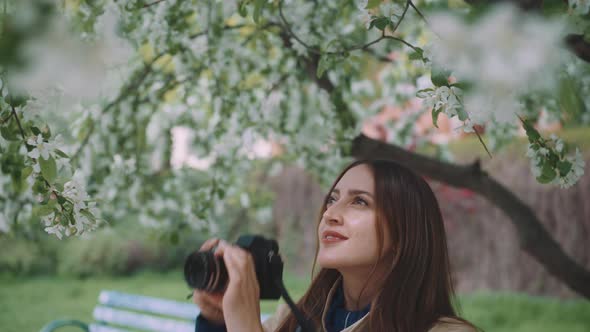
left=279, top=0, right=419, bottom=58
left=10, top=104, right=26, bottom=141
left=409, top=0, right=429, bottom=26
left=472, top=125, right=492, bottom=159
left=391, top=0, right=411, bottom=35
left=382, top=36, right=421, bottom=53
left=278, top=0, right=321, bottom=55
left=142, top=0, right=166, bottom=9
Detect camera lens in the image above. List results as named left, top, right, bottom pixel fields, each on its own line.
left=184, top=251, right=228, bottom=293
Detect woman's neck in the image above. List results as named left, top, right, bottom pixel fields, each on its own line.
left=339, top=268, right=385, bottom=311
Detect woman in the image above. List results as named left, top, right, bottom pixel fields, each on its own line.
left=193, top=159, right=478, bottom=332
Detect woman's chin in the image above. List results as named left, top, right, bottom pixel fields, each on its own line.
left=317, top=255, right=342, bottom=269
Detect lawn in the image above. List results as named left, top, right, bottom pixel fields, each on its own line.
left=1, top=271, right=589, bottom=332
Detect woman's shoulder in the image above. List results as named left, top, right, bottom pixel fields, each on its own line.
left=427, top=317, right=478, bottom=332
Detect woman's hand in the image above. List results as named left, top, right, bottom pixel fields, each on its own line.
left=192, top=238, right=224, bottom=325
left=215, top=240, right=264, bottom=332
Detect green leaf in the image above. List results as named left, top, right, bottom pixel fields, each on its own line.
left=39, top=156, right=57, bottom=183
left=450, top=81, right=472, bottom=91
left=537, top=162, right=557, bottom=184
left=31, top=126, right=41, bottom=136
left=369, top=17, right=390, bottom=31
left=432, top=107, right=443, bottom=128
left=80, top=209, right=96, bottom=222
left=457, top=108, right=469, bottom=121
left=317, top=54, right=331, bottom=78
left=416, top=88, right=433, bottom=98
left=253, top=0, right=265, bottom=23
left=366, top=0, right=382, bottom=9
left=431, top=63, right=451, bottom=87
left=54, top=149, right=69, bottom=159
left=409, top=48, right=424, bottom=61
left=170, top=232, right=179, bottom=244
left=0, top=122, right=20, bottom=141
left=542, top=0, right=568, bottom=16
left=33, top=204, right=54, bottom=217
left=522, top=120, right=541, bottom=142
left=217, top=187, right=226, bottom=199
left=557, top=160, right=572, bottom=177
left=238, top=1, right=248, bottom=17
left=21, top=166, right=33, bottom=180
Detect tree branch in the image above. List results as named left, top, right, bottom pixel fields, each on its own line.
left=278, top=0, right=419, bottom=57
left=351, top=134, right=590, bottom=298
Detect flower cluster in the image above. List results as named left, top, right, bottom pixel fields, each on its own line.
left=417, top=86, right=464, bottom=120
left=569, top=0, right=590, bottom=15
left=42, top=174, right=99, bottom=239
left=524, top=130, right=586, bottom=188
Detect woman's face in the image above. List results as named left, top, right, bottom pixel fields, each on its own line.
left=317, top=164, right=391, bottom=270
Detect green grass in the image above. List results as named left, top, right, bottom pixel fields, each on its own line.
left=0, top=271, right=310, bottom=332
left=1, top=273, right=588, bottom=332
left=460, top=292, right=590, bottom=332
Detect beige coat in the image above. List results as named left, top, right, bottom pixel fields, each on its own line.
left=262, top=278, right=476, bottom=332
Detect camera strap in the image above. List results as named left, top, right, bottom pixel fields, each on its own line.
left=272, top=276, right=315, bottom=332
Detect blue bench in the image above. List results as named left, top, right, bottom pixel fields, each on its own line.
left=40, top=290, right=270, bottom=332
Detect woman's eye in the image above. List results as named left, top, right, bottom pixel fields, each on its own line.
left=353, top=197, right=368, bottom=206
left=326, top=196, right=336, bottom=205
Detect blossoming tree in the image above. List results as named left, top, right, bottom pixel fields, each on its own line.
left=0, top=0, right=589, bottom=296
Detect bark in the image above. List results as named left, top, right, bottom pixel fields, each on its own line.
left=350, top=134, right=590, bottom=298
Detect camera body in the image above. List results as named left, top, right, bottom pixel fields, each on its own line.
left=184, top=234, right=284, bottom=300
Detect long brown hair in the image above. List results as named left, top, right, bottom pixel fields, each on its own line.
left=275, top=159, right=475, bottom=332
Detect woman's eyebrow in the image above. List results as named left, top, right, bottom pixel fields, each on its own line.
left=331, top=188, right=374, bottom=198
left=349, top=189, right=374, bottom=198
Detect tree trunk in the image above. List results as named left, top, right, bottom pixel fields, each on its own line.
left=350, top=134, right=590, bottom=298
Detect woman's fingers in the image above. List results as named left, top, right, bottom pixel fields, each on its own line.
left=200, top=238, right=220, bottom=251
left=194, top=289, right=223, bottom=307
left=218, top=243, right=262, bottom=331
left=223, top=245, right=256, bottom=282
left=193, top=290, right=225, bottom=324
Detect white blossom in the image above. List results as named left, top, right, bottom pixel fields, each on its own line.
left=555, top=149, right=586, bottom=188
left=27, top=134, right=54, bottom=160
left=44, top=224, right=63, bottom=240
left=569, top=0, right=590, bottom=14
left=417, top=86, right=463, bottom=118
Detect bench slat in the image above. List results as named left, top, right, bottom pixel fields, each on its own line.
left=89, top=324, right=132, bottom=332
left=93, top=306, right=194, bottom=332
left=98, top=290, right=199, bottom=320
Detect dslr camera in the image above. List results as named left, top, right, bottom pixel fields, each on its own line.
left=184, top=234, right=284, bottom=299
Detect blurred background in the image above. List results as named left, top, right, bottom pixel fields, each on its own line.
left=1, top=0, right=590, bottom=332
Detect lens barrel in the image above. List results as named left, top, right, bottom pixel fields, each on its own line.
left=183, top=251, right=228, bottom=293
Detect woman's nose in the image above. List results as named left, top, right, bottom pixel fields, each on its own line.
left=323, top=205, right=343, bottom=225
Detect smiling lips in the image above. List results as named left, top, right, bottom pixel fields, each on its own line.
left=321, top=230, right=349, bottom=243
